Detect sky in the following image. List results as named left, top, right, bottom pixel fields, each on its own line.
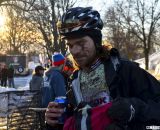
left=75, top=0, right=114, bottom=18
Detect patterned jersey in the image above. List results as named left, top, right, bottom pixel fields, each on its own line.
left=64, top=60, right=113, bottom=130
left=80, top=63, right=111, bottom=107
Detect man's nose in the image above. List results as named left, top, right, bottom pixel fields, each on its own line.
left=70, top=45, right=81, bottom=55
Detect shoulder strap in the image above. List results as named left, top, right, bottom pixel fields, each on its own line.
left=110, top=56, right=120, bottom=72
left=109, top=48, right=121, bottom=72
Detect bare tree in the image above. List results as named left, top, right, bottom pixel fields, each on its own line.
left=26, top=0, right=77, bottom=60
left=104, top=7, right=141, bottom=59
left=0, top=0, right=37, bottom=11
left=108, top=0, right=160, bottom=69
left=2, top=7, right=42, bottom=54
left=0, top=0, right=78, bottom=61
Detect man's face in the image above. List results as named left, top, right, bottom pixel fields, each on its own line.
left=66, top=36, right=96, bottom=68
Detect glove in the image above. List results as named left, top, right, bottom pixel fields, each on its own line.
left=108, top=97, right=135, bottom=124
left=105, top=123, right=124, bottom=130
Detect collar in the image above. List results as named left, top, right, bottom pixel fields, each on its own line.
left=81, top=58, right=102, bottom=73
left=90, top=58, right=102, bottom=71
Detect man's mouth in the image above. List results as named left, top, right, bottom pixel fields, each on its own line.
left=75, top=57, right=84, bottom=62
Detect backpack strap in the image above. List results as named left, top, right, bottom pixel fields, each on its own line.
left=110, top=48, right=121, bottom=72
left=110, top=56, right=120, bottom=72
left=66, top=70, right=79, bottom=107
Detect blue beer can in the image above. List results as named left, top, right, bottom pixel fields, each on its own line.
left=54, top=96, right=67, bottom=124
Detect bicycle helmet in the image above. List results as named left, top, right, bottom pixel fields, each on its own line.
left=58, top=7, right=103, bottom=35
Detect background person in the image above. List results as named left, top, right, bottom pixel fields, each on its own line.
left=42, top=53, right=67, bottom=108
left=30, top=65, right=45, bottom=91
left=7, top=64, right=15, bottom=88
left=62, top=57, right=75, bottom=80
left=1, top=64, right=8, bottom=87
left=43, top=54, right=75, bottom=130
left=0, top=64, right=2, bottom=86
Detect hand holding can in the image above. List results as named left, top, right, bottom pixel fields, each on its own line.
left=45, top=102, right=64, bottom=127
left=54, top=96, right=68, bottom=124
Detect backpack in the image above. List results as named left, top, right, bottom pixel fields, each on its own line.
left=64, top=103, right=113, bottom=130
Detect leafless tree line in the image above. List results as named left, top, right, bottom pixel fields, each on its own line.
left=1, top=0, right=160, bottom=69
left=0, top=0, right=77, bottom=60
left=104, top=0, right=160, bottom=69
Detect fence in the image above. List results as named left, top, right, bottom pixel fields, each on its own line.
left=0, top=90, right=45, bottom=130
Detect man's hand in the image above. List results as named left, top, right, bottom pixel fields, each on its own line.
left=45, top=102, right=64, bottom=127
left=108, top=98, right=135, bottom=124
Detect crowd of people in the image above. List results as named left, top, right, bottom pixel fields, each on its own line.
left=30, top=53, right=75, bottom=108
left=0, top=63, right=15, bottom=88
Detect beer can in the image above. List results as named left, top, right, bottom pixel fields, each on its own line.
left=54, top=96, right=67, bottom=124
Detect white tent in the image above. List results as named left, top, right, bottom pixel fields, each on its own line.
left=135, top=51, right=160, bottom=72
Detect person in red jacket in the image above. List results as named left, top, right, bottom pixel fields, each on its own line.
left=45, top=7, right=160, bottom=130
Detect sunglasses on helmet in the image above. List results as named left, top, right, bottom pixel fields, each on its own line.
left=57, top=19, right=85, bottom=31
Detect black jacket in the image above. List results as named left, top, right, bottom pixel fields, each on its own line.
left=103, top=57, right=160, bottom=129
left=7, top=68, right=14, bottom=78
left=1, top=68, right=8, bottom=80
left=46, top=54, right=160, bottom=130
left=70, top=57, right=160, bottom=130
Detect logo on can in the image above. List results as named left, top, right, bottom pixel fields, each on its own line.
left=54, top=96, right=67, bottom=124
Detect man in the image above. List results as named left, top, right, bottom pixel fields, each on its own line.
left=0, top=64, right=2, bottom=86
left=8, top=64, right=15, bottom=88
left=44, top=54, right=75, bottom=130
left=1, top=64, right=8, bottom=87
left=30, top=65, right=45, bottom=91
left=42, top=53, right=67, bottom=108
left=45, top=7, right=160, bottom=130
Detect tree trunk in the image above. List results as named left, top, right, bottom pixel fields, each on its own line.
left=144, top=49, right=149, bottom=70
left=59, top=38, right=67, bottom=55
left=50, top=0, right=60, bottom=52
